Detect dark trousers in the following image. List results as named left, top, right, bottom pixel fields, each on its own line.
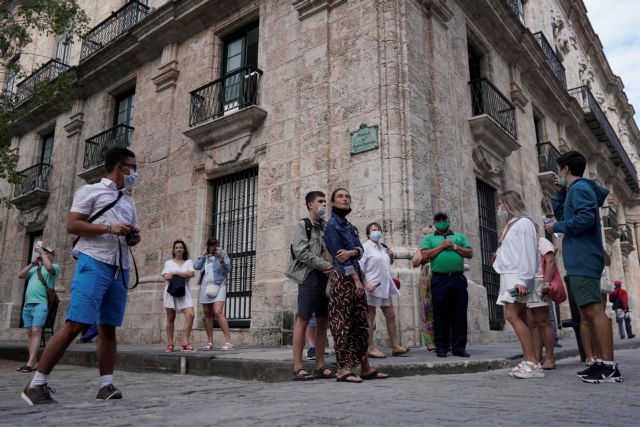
left=616, top=315, right=634, bottom=338
left=431, top=272, right=468, bottom=353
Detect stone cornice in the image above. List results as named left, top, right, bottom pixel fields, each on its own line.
left=416, top=0, right=454, bottom=28
left=292, top=0, right=346, bottom=20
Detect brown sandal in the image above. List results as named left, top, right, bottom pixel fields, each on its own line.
left=293, top=368, right=315, bottom=381
left=336, top=372, right=362, bottom=383
left=361, top=369, right=389, bottom=380
left=314, top=367, right=335, bottom=379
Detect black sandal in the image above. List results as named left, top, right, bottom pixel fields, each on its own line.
left=336, top=372, right=362, bottom=383
left=361, top=369, right=389, bottom=380
left=314, top=367, right=335, bottom=379
left=293, top=368, right=315, bottom=381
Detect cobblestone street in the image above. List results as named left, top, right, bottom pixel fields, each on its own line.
left=1, top=349, right=637, bottom=426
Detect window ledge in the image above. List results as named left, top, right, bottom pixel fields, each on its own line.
left=11, top=190, right=50, bottom=211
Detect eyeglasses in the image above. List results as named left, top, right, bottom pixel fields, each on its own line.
left=121, top=162, right=137, bottom=171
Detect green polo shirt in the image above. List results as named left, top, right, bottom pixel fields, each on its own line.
left=421, top=232, right=471, bottom=273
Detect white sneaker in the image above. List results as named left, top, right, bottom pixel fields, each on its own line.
left=512, top=361, right=545, bottom=379
left=220, top=342, right=234, bottom=351
left=508, top=361, right=526, bottom=377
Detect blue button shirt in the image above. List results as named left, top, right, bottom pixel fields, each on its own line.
left=323, top=213, right=363, bottom=276
left=194, top=250, right=231, bottom=285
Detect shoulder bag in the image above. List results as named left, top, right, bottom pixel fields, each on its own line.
left=36, top=265, right=60, bottom=308
left=167, top=275, right=186, bottom=298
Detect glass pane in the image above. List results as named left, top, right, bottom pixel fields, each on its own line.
left=41, top=134, right=54, bottom=164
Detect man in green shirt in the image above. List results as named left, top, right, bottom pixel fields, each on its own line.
left=421, top=212, right=473, bottom=358
left=17, top=245, right=61, bottom=373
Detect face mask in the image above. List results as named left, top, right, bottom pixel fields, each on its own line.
left=433, top=221, right=449, bottom=231
left=497, top=208, right=509, bottom=219
left=124, top=168, right=139, bottom=189
left=316, top=206, right=328, bottom=219
left=370, top=231, right=383, bottom=242
left=558, top=175, right=567, bottom=187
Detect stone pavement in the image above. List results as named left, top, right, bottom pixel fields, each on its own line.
left=0, top=349, right=638, bottom=426
left=0, top=336, right=638, bottom=382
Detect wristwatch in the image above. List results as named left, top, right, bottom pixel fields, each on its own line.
left=453, top=244, right=458, bottom=251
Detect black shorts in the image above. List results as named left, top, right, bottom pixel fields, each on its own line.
left=297, top=270, right=329, bottom=320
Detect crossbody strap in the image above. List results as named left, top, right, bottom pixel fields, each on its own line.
left=35, top=264, right=49, bottom=289
left=497, top=218, right=520, bottom=248
left=72, top=191, right=124, bottom=249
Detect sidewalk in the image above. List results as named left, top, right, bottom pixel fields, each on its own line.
left=1, top=337, right=638, bottom=382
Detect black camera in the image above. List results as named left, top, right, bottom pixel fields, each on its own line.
left=125, top=229, right=139, bottom=246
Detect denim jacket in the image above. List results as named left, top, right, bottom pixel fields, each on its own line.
left=194, top=250, right=231, bottom=285
left=324, top=213, right=363, bottom=276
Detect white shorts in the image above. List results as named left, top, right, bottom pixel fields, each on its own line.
left=526, top=277, right=549, bottom=309
left=366, top=293, right=392, bottom=307
left=497, top=274, right=535, bottom=305
left=163, top=284, right=194, bottom=311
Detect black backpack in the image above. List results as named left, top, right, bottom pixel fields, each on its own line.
left=290, top=218, right=313, bottom=260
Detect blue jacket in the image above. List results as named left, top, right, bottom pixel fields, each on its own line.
left=323, top=213, right=363, bottom=276
left=194, top=250, right=231, bottom=285
left=552, top=178, right=609, bottom=278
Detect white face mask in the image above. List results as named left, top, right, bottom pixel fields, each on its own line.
left=370, top=231, right=383, bottom=242
left=316, top=206, right=328, bottom=219
left=124, top=169, right=139, bottom=189
left=496, top=208, right=508, bottom=219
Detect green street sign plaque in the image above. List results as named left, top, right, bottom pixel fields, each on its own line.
left=350, top=123, right=379, bottom=154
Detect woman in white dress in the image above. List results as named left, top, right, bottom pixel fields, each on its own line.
left=360, top=222, right=409, bottom=358
left=162, top=240, right=196, bottom=352
left=493, top=191, right=543, bottom=379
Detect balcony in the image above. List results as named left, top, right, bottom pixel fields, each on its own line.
left=184, top=65, right=267, bottom=155
left=506, top=0, right=524, bottom=24
left=569, top=86, right=639, bottom=192
left=536, top=141, right=561, bottom=194
left=14, top=60, right=70, bottom=107
left=532, top=32, right=566, bottom=88
left=80, top=0, right=150, bottom=63
left=602, top=206, right=620, bottom=245
left=619, top=224, right=635, bottom=257
left=79, top=124, right=134, bottom=183
left=11, top=163, right=51, bottom=210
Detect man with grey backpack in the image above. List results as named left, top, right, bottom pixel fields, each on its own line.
left=286, top=191, right=334, bottom=381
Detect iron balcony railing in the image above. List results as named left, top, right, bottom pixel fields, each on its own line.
left=13, top=163, right=51, bottom=198
left=602, top=206, right=619, bottom=231
left=532, top=32, right=566, bottom=88
left=84, top=124, right=134, bottom=169
left=620, top=224, right=634, bottom=245
left=14, top=59, right=70, bottom=106
left=80, top=0, right=150, bottom=62
left=536, top=141, right=561, bottom=173
left=507, top=0, right=524, bottom=24
left=569, top=86, right=639, bottom=192
left=469, top=77, right=517, bottom=139
left=189, top=65, right=263, bottom=127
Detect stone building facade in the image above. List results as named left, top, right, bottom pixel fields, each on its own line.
left=1, top=0, right=639, bottom=346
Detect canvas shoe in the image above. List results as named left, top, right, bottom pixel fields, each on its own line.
left=96, top=384, right=123, bottom=400
left=580, top=362, right=623, bottom=384
left=21, top=383, right=56, bottom=405
left=512, top=361, right=545, bottom=379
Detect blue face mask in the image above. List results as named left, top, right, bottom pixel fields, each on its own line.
left=370, top=231, right=383, bottom=242
left=558, top=175, right=567, bottom=187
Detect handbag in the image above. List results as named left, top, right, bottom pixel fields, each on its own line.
left=167, top=275, right=186, bottom=297
left=36, top=265, right=59, bottom=308
left=542, top=255, right=567, bottom=304
left=205, top=283, right=221, bottom=298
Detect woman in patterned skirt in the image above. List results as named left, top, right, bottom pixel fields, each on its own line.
left=411, top=226, right=436, bottom=351
left=324, top=188, right=388, bottom=383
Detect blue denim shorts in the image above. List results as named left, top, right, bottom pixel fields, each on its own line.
left=22, top=303, right=48, bottom=328
left=66, top=253, right=129, bottom=327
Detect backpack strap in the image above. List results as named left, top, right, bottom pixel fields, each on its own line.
left=290, top=218, right=314, bottom=260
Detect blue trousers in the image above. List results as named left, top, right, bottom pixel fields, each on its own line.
left=431, top=272, right=468, bottom=353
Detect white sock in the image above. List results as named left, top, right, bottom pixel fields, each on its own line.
left=99, top=375, right=113, bottom=388
left=30, top=371, right=48, bottom=388
left=601, top=360, right=616, bottom=366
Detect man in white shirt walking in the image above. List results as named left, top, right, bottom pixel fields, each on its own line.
left=22, top=147, right=141, bottom=405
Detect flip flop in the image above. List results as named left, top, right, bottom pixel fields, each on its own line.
left=293, top=368, right=315, bottom=381
left=165, top=344, right=174, bottom=353
left=200, top=343, right=214, bottom=351
left=16, top=365, right=33, bottom=373
left=391, top=347, right=411, bottom=357
left=367, top=350, right=387, bottom=358
left=336, top=372, right=362, bottom=383
left=181, top=344, right=197, bottom=352
left=361, top=369, right=389, bottom=380
left=313, top=367, right=336, bottom=379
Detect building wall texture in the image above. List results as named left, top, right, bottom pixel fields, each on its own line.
left=1, top=0, right=639, bottom=346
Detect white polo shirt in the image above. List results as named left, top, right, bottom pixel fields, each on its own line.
left=71, top=178, right=138, bottom=269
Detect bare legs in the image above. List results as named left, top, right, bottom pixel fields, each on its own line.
left=526, top=307, right=554, bottom=368
left=26, top=327, right=43, bottom=368
left=581, top=302, right=614, bottom=361
left=201, top=302, right=232, bottom=346
left=504, top=302, right=538, bottom=363
left=367, top=305, right=407, bottom=354
left=36, top=321, right=87, bottom=374
left=165, top=307, right=195, bottom=347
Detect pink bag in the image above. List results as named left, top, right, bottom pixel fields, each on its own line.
left=541, top=255, right=567, bottom=304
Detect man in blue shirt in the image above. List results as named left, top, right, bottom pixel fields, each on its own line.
left=545, top=151, right=622, bottom=383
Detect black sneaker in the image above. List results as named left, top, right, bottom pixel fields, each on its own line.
left=306, top=347, right=316, bottom=360
left=21, top=383, right=56, bottom=405
left=576, top=363, right=599, bottom=378
left=96, top=384, right=123, bottom=400
left=580, top=362, right=624, bottom=384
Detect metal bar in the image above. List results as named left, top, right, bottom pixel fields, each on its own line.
left=83, top=124, right=134, bottom=169
left=469, top=77, right=517, bottom=139
left=14, top=59, right=70, bottom=106
left=13, top=163, right=51, bottom=197
left=532, top=32, right=567, bottom=88
left=536, top=141, right=561, bottom=173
